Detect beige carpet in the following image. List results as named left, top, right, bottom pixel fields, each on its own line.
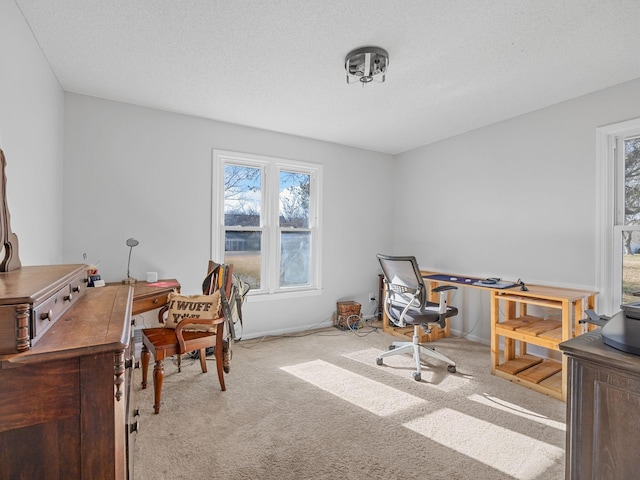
left=133, top=327, right=566, bottom=480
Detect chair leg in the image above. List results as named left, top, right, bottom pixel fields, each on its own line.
left=153, top=359, right=165, bottom=414
left=141, top=344, right=150, bottom=389
left=199, top=348, right=207, bottom=373
left=177, top=354, right=182, bottom=373
left=375, top=325, right=456, bottom=380
left=223, top=340, right=231, bottom=373
left=215, top=333, right=226, bottom=391
left=417, top=344, right=457, bottom=372
left=412, top=329, right=422, bottom=381
left=378, top=342, right=414, bottom=358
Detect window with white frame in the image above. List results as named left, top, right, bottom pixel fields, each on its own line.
left=597, top=118, right=640, bottom=314
left=212, top=150, right=322, bottom=295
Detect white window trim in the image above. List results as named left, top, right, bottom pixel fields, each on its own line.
left=211, top=149, right=323, bottom=298
left=596, top=117, right=640, bottom=315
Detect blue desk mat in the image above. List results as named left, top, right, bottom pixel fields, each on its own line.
left=423, top=274, right=517, bottom=289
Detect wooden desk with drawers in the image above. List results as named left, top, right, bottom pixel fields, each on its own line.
left=131, top=279, right=180, bottom=316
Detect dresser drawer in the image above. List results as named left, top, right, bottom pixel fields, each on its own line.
left=70, top=274, right=90, bottom=297
left=32, top=284, right=74, bottom=341
left=0, top=264, right=89, bottom=354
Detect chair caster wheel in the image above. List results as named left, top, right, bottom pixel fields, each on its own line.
left=412, top=372, right=421, bottom=381
left=388, top=345, right=396, bottom=350
left=447, top=365, right=456, bottom=373
left=376, top=357, right=383, bottom=366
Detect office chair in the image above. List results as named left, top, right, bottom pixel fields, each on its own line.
left=376, top=254, right=458, bottom=381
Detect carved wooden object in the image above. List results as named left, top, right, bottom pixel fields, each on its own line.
left=0, top=149, right=21, bottom=272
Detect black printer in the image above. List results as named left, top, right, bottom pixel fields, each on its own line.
left=595, top=303, right=640, bottom=356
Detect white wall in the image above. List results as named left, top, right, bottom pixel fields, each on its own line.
left=9, top=0, right=640, bottom=344
left=63, top=93, right=394, bottom=337
left=0, top=0, right=64, bottom=265
left=394, top=78, right=640, bottom=344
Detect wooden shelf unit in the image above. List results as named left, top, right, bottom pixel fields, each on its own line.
left=490, top=285, right=597, bottom=401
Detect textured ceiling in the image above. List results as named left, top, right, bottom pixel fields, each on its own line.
left=14, top=0, right=640, bottom=154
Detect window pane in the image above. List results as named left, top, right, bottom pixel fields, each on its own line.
left=224, top=231, right=261, bottom=289
left=624, top=137, right=640, bottom=226
left=224, top=164, right=261, bottom=226
left=280, top=231, right=310, bottom=287
left=622, top=231, right=640, bottom=305
left=279, top=171, right=310, bottom=228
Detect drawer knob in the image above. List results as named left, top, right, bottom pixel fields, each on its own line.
left=40, top=310, right=53, bottom=321
left=64, top=293, right=73, bottom=302
left=153, top=299, right=159, bottom=304
left=72, top=286, right=80, bottom=293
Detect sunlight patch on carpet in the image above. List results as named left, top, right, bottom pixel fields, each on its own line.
left=281, top=359, right=426, bottom=416
left=403, top=408, right=563, bottom=480
left=469, top=393, right=565, bottom=431
left=342, top=347, right=470, bottom=392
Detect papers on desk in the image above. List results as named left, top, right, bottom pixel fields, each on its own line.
left=472, top=280, right=516, bottom=289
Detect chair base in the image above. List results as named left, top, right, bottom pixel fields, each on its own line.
left=375, top=325, right=456, bottom=381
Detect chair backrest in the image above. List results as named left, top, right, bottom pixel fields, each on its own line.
left=202, top=261, right=234, bottom=311
left=377, top=254, right=427, bottom=309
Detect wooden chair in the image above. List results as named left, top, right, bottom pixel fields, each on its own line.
left=140, top=261, right=233, bottom=414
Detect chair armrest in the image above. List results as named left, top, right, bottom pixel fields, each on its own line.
left=175, top=317, right=225, bottom=354
left=157, top=305, right=169, bottom=324
left=432, top=285, right=458, bottom=293
left=431, top=285, right=457, bottom=316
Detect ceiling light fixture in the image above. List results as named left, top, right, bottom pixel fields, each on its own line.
left=345, top=46, right=389, bottom=85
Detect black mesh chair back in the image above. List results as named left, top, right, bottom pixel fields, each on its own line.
left=377, top=254, right=428, bottom=316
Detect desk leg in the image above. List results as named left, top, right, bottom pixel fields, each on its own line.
left=561, top=299, right=571, bottom=402
left=504, top=299, right=517, bottom=362
left=518, top=302, right=528, bottom=357
left=490, top=292, right=500, bottom=374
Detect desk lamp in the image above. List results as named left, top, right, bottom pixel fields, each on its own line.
left=123, top=237, right=139, bottom=284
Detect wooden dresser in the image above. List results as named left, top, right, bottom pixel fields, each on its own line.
left=560, top=330, right=640, bottom=479
left=0, top=280, right=135, bottom=479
